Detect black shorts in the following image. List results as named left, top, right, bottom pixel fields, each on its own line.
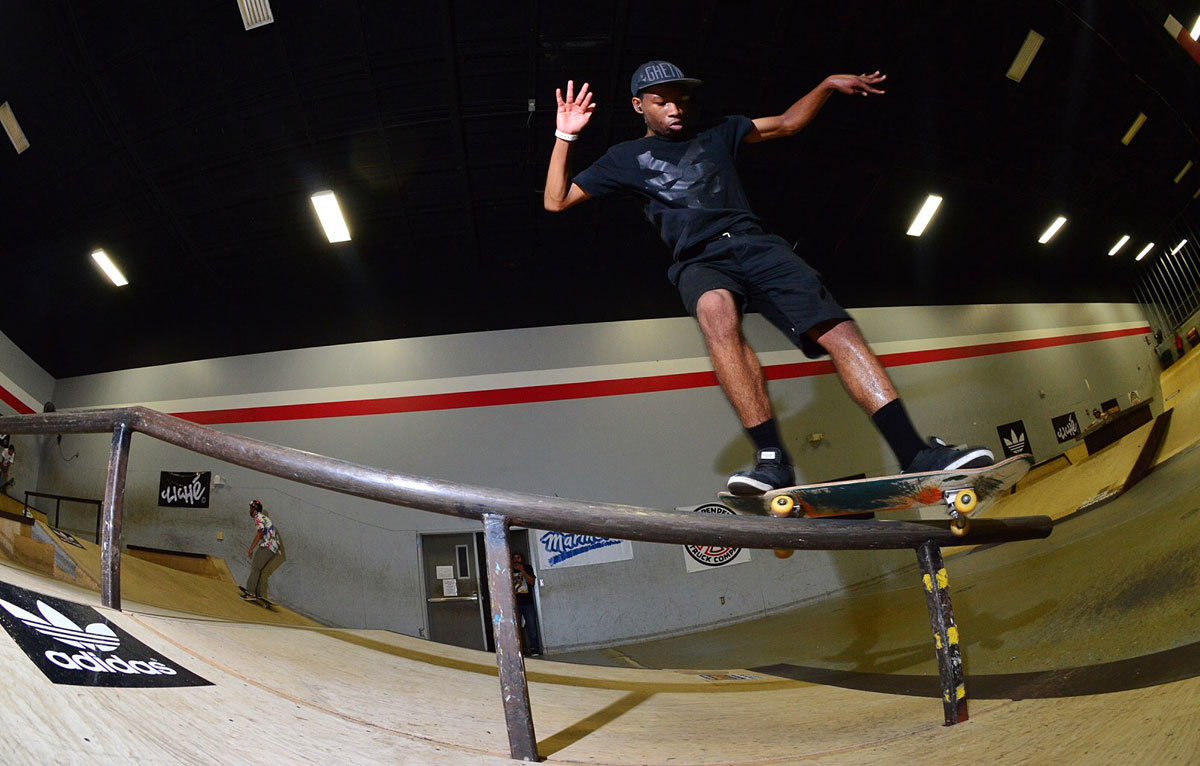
left=669, top=232, right=850, bottom=359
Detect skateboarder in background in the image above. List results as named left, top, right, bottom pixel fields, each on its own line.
left=243, top=500, right=281, bottom=601
left=543, top=61, right=993, bottom=493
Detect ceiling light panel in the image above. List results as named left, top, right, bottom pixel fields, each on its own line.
left=1135, top=243, right=1155, bottom=261
left=311, top=191, right=351, bottom=243
left=0, top=102, right=29, bottom=154
left=91, top=249, right=129, bottom=287
left=1108, top=235, right=1131, bottom=256
left=1038, top=216, right=1067, bottom=244
left=1121, top=113, right=1147, bottom=145
left=906, top=195, right=943, bottom=237
left=1176, top=160, right=1193, bottom=183
left=237, top=0, right=274, bottom=30
left=1006, top=30, right=1044, bottom=82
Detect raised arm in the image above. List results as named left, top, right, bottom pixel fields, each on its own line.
left=746, top=71, right=886, bottom=143
left=543, top=80, right=596, bottom=212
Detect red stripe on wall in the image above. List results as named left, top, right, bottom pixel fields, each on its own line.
left=1175, top=26, right=1200, bottom=66
left=173, top=325, right=1149, bottom=425
left=0, top=385, right=35, bottom=415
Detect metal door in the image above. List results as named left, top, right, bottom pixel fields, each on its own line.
left=420, top=532, right=488, bottom=650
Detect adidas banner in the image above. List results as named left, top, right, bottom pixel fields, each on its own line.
left=996, top=420, right=1031, bottom=458
left=0, top=581, right=212, bottom=687
left=158, top=471, right=211, bottom=508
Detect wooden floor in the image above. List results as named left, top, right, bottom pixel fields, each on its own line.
left=2, top=352, right=1199, bottom=764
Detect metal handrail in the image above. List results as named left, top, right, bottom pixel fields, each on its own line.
left=24, top=490, right=102, bottom=542
left=0, top=406, right=1053, bottom=761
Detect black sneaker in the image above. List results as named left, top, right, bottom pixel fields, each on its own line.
left=727, top=449, right=795, bottom=495
left=905, top=437, right=994, bottom=473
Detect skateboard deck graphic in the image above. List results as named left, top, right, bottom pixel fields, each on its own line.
left=718, top=454, right=1033, bottom=536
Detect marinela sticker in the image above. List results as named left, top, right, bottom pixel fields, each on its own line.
left=0, top=581, right=211, bottom=687
left=683, top=504, right=752, bottom=572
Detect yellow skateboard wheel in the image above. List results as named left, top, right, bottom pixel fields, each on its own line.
left=770, top=495, right=795, bottom=517
left=774, top=548, right=794, bottom=559
left=953, top=489, right=977, bottom=514
left=950, top=516, right=970, bottom=537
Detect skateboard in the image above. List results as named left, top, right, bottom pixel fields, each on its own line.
left=237, top=585, right=276, bottom=610
left=718, top=454, right=1033, bottom=544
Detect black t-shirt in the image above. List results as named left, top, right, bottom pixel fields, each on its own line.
left=572, top=116, right=762, bottom=260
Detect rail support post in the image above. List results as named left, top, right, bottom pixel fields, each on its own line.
left=482, top=513, right=539, bottom=761
left=100, top=422, right=132, bottom=610
left=916, top=540, right=968, bottom=724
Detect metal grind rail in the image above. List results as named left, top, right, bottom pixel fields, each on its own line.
left=0, top=407, right=1053, bottom=761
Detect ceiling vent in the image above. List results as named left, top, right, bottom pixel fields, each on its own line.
left=237, top=0, right=274, bottom=31
left=0, top=102, right=29, bottom=154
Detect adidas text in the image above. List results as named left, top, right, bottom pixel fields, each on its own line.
left=44, top=650, right=178, bottom=676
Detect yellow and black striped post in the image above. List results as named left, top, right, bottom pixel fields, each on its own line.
left=916, top=540, right=968, bottom=724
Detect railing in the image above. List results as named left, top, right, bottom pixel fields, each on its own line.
left=0, top=406, right=1052, bottom=762
left=24, top=490, right=102, bottom=542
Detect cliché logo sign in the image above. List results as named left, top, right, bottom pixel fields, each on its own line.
left=0, top=581, right=211, bottom=687
left=158, top=471, right=211, bottom=508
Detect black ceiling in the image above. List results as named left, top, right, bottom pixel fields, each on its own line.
left=3, top=1, right=1199, bottom=378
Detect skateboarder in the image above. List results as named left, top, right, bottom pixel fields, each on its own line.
left=543, top=61, right=993, bottom=493
left=242, top=500, right=280, bottom=601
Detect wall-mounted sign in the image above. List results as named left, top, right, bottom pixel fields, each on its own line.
left=996, top=420, right=1030, bottom=458
left=683, top=504, right=752, bottom=572
left=1051, top=412, right=1081, bottom=444
left=158, top=471, right=210, bottom=508
left=533, top=530, right=633, bottom=570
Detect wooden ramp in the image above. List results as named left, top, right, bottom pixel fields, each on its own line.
left=4, top=430, right=1200, bottom=765
left=1, top=540, right=1198, bottom=765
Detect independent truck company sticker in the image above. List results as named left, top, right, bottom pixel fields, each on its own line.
left=0, top=581, right=211, bottom=687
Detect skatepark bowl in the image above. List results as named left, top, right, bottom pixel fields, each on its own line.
left=1, top=349, right=1198, bottom=763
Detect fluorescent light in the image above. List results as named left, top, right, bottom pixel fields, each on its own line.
left=91, top=249, right=129, bottom=286
left=1171, top=239, right=1188, bottom=255
left=1121, top=113, right=1147, bottom=145
left=1191, top=16, right=1200, bottom=40
left=1135, top=243, right=1154, bottom=261
left=1006, top=30, right=1045, bottom=82
left=1108, top=235, right=1131, bottom=256
left=310, top=191, right=351, bottom=243
left=1177, top=160, right=1194, bottom=184
left=0, top=102, right=29, bottom=154
left=1038, top=216, right=1067, bottom=244
left=906, top=195, right=943, bottom=237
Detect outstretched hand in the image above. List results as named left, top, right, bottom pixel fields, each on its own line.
left=826, top=71, right=887, bottom=97
left=555, top=80, right=596, bottom=135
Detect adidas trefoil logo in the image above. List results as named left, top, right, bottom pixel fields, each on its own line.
left=1003, top=429, right=1028, bottom=454
left=0, top=598, right=120, bottom=651
left=0, top=598, right=176, bottom=676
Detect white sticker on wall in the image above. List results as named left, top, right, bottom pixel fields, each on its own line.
left=681, top=504, right=752, bottom=573
left=532, top=530, right=633, bottom=570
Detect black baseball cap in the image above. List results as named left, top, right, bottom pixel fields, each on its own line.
left=630, top=60, right=702, bottom=97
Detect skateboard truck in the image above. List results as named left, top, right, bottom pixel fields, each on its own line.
left=769, top=487, right=978, bottom=537
left=944, top=488, right=976, bottom=537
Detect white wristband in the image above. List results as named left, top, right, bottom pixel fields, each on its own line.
left=554, top=129, right=579, bottom=142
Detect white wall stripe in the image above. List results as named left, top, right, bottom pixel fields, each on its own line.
left=93, top=321, right=1149, bottom=415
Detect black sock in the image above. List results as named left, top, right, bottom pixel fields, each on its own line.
left=871, top=399, right=927, bottom=469
left=746, top=419, right=791, bottom=465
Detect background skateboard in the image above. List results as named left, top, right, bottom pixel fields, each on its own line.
left=238, top=585, right=276, bottom=610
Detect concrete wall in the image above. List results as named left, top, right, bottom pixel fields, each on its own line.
left=0, top=330, right=55, bottom=505
left=32, top=303, right=1158, bottom=651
